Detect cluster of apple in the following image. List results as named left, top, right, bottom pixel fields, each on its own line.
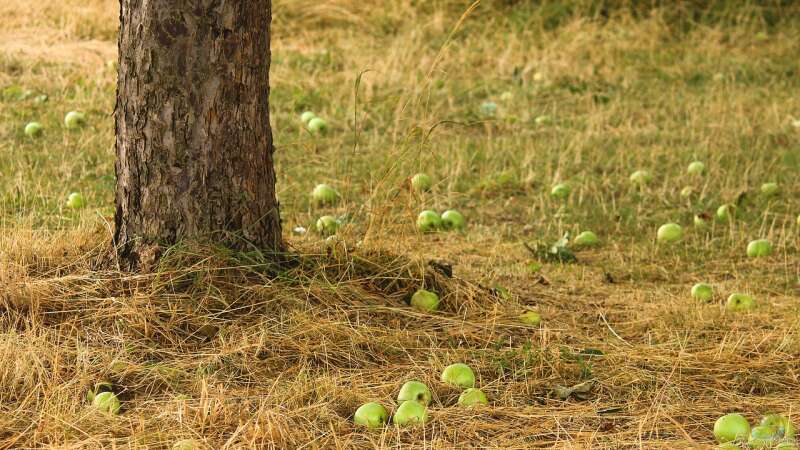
left=410, top=173, right=468, bottom=233
left=300, top=111, right=328, bottom=134
left=690, top=283, right=758, bottom=312
left=23, top=110, right=87, bottom=138
left=714, top=412, right=796, bottom=449
left=311, top=184, right=342, bottom=236
left=354, top=363, right=487, bottom=429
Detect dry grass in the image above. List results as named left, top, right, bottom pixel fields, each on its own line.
left=1, top=0, right=800, bottom=448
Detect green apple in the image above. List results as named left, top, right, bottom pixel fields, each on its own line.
left=416, top=210, right=442, bottom=233
left=519, top=310, right=541, bottom=326
left=172, top=439, right=199, bottom=450
left=687, top=161, right=706, bottom=176
left=746, top=239, right=773, bottom=258
left=411, top=173, right=433, bottom=192
left=397, top=380, right=432, bottom=406
left=574, top=231, right=600, bottom=247
left=760, top=414, right=796, bottom=439
left=66, top=192, right=86, bottom=209
left=64, top=111, right=86, bottom=129
left=92, top=391, right=121, bottom=414
left=315, top=215, right=340, bottom=236
left=24, top=121, right=43, bottom=137
left=717, top=204, right=737, bottom=221
left=694, top=214, right=710, bottom=230
left=392, top=400, right=428, bottom=427
left=550, top=183, right=571, bottom=199
left=657, top=223, right=683, bottom=243
left=410, top=289, right=440, bottom=312
left=680, top=186, right=694, bottom=198
left=307, top=117, right=328, bottom=134
left=353, top=402, right=389, bottom=428
left=761, top=182, right=780, bottom=197
left=481, top=101, right=498, bottom=116
left=749, top=425, right=780, bottom=448
left=441, top=363, right=475, bottom=389
left=797, top=214, right=800, bottom=226
left=458, top=388, right=488, bottom=406
left=691, top=283, right=713, bottom=301
left=714, top=413, right=751, bottom=443
left=441, top=210, right=466, bottom=231
left=311, top=183, right=339, bottom=205
left=629, top=170, right=653, bottom=185
left=300, top=111, right=316, bottom=124
left=726, top=293, right=756, bottom=312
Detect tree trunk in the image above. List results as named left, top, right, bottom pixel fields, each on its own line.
left=114, top=0, right=282, bottom=268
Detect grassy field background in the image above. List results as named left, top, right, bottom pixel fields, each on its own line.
left=1, top=0, right=799, bottom=448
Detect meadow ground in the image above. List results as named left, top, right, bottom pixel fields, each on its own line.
left=1, top=1, right=799, bottom=448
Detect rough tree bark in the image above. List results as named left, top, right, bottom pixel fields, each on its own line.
left=114, top=0, right=282, bottom=268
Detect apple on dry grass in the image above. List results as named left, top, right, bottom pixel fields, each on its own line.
left=657, top=223, right=683, bottom=243
left=397, top=381, right=432, bottom=406
left=691, top=283, right=713, bottom=301
left=726, top=293, right=756, bottom=312
left=392, top=400, right=428, bottom=427
left=441, top=363, right=475, bottom=389
left=410, top=289, right=440, bottom=312
left=353, top=402, right=389, bottom=428
left=714, top=413, right=751, bottom=443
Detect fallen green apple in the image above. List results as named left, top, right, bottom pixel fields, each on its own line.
left=691, top=283, right=713, bottom=301
left=311, top=183, right=339, bottom=205
left=717, top=204, right=736, bottom=221
left=307, top=117, right=328, bottom=134
left=416, top=210, right=442, bottom=233
left=519, top=311, right=541, bottom=326
left=66, top=192, right=86, bottom=209
left=441, top=363, right=475, bottom=389
left=657, top=223, right=683, bottom=243
left=714, top=413, right=751, bottom=443
left=761, top=182, right=780, bottom=197
left=680, top=186, right=694, bottom=198
left=354, top=402, right=389, bottom=428
left=92, top=391, right=121, bottom=415
left=410, top=289, right=440, bottom=312
left=441, top=209, right=466, bottom=231
left=392, top=400, right=428, bottom=427
left=535, top=115, right=553, bottom=125
left=760, top=414, right=796, bottom=440
left=411, top=173, right=433, bottom=192
left=397, top=380, right=432, bottom=406
left=746, top=239, right=773, bottom=258
left=300, top=111, right=316, bottom=124
left=172, top=439, right=199, bottom=450
left=629, top=170, right=652, bottom=185
left=64, top=111, right=86, bottom=129
left=24, top=122, right=43, bottom=137
left=458, top=388, right=488, bottom=406
left=316, top=215, right=340, bottom=236
left=574, top=231, right=600, bottom=247
left=687, top=161, right=706, bottom=176
left=550, top=183, right=571, bottom=199
left=726, top=293, right=756, bottom=312
left=749, top=425, right=780, bottom=449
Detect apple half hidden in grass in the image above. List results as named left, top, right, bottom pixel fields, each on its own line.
left=714, top=413, right=751, bottom=443
left=691, top=283, right=713, bottom=301
left=760, top=414, right=796, bottom=440
left=66, top=192, right=86, bottom=209
left=410, top=289, right=440, bottom=312
left=441, top=209, right=466, bottom=231
left=416, top=210, right=442, bottom=233
left=411, top=173, right=433, bottom=192
left=311, top=184, right=339, bottom=206
left=726, top=293, right=756, bottom=312
left=307, top=117, right=328, bottom=134
left=629, top=170, right=652, bottom=185
left=687, top=161, right=706, bottom=176
left=550, top=182, right=571, bottom=199
left=397, top=380, right=432, bottom=406
left=316, top=215, right=340, bottom=236
left=717, top=204, right=736, bottom=221
left=392, top=400, right=428, bottom=427
left=748, top=425, right=780, bottom=449
left=458, top=388, right=488, bottom=406
left=657, top=223, right=683, bottom=243
left=746, top=239, right=773, bottom=258
left=694, top=214, right=710, bottom=230
left=680, top=186, right=694, bottom=198
left=353, top=402, right=389, bottom=429
left=24, top=122, right=43, bottom=138
left=574, top=231, right=600, bottom=247
left=64, top=111, right=86, bottom=129
left=519, top=311, right=541, bottom=326
left=534, top=115, right=553, bottom=125
left=92, top=391, right=121, bottom=415
left=760, top=182, right=779, bottom=197
left=300, top=111, right=316, bottom=124
left=441, top=363, right=475, bottom=389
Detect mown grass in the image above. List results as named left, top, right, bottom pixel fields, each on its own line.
left=1, top=1, right=799, bottom=448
